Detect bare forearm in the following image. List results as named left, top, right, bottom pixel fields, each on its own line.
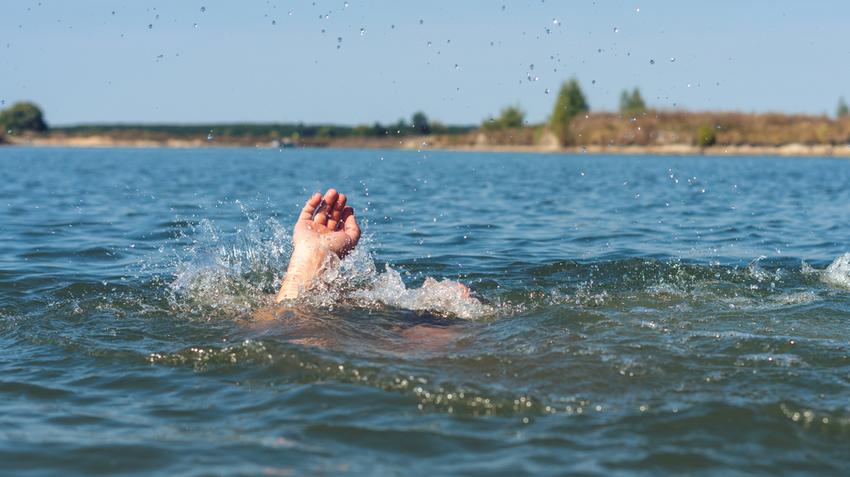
left=274, top=188, right=361, bottom=303
left=275, top=244, right=332, bottom=302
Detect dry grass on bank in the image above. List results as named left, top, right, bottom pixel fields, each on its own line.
left=12, top=111, right=850, bottom=152
left=572, top=111, right=850, bottom=147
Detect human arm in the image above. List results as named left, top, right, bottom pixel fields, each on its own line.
left=275, top=188, right=361, bottom=302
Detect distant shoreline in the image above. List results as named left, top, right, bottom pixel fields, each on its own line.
left=5, top=134, right=850, bottom=158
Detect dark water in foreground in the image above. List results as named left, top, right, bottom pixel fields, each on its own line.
left=1, top=147, right=850, bottom=476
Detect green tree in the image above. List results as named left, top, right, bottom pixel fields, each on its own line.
left=482, top=105, right=525, bottom=129
left=411, top=111, right=431, bottom=134
left=837, top=97, right=849, bottom=118
left=619, top=88, right=647, bottom=115
left=0, top=101, right=48, bottom=133
left=316, top=126, right=332, bottom=139
left=353, top=124, right=371, bottom=136
left=429, top=120, right=447, bottom=134
left=392, top=118, right=406, bottom=134
left=497, top=105, right=525, bottom=128
left=549, top=78, right=589, bottom=146
left=371, top=122, right=386, bottom=136
left=696, top=124, right=717, bottom=148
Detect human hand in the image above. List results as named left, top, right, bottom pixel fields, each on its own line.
left=276, top=188, right=361, bottom=302
left=293, top=188, right=361, bottom=258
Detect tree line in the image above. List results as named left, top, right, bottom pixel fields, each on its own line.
left=3, top=86, right=850, bottom=146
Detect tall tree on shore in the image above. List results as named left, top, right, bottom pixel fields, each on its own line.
left=619, top=88, right=647, bottom=115
left=838, top=97, right=850, bottom=118
left=549, top=78, right=589, bottom=146
left=0, top=101, right=48, bottom=133
left=411, top=111, right=431, bottom=135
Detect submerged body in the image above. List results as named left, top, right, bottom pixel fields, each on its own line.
left=3, top=148, right=850, bottom=476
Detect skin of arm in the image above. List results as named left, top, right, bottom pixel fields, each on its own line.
left=275, top=188, right=361, bottom=302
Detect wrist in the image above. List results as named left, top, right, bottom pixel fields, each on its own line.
left=275, top=243, right=333, bottom=302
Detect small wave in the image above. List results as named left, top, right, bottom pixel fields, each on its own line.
left=735, top=353, right=805, bottom=367
left=822, top=253, right=850, bottom=289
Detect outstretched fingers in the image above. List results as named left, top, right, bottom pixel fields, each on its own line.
left=298, top=192, right=323, bottom=221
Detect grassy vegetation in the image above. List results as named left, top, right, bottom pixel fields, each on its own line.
left=571, top=111, right=850, bottom=147
left=34, top=111, right=850, bottom=150
left=45, top=119, right=476, bottom=147
left=5, top=85, right=850, bottom=151
left=52, top=121, right=475, bottom=139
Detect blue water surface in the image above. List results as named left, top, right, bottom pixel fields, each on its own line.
left=1, top=147, right=849, bottom=476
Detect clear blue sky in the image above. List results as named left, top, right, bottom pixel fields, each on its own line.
left=1, top=0, right=848, bottom=126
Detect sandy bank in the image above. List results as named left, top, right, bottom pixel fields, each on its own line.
left=6, top=134, right=850, bottom=158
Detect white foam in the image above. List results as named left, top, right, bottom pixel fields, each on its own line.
left=348, top=265, right=493, bottom=320
left=168, top=215, right=492, bottom=320
left=822, top=253, right=850, bottom=289
left=169, top=217, right=290, bottom=315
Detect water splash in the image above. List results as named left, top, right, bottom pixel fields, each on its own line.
left=348, top=265, right=493, bottom=319
left=168, top=212, right=492, bottom=320
left=169, top=216, right=291, bottom=316
left=822, top=253, right=850, bottom=289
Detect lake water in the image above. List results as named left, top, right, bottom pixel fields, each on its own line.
left=2, top=147, right=849, bottom=476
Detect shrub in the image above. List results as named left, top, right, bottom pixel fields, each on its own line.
left=838, top=97, right=849, bottom=118
left=0, top=101, right=48, bottom=133
left=696, top=124, right=717, bottom=147
left=619, top=88, right=647, bottom=115
left=483, top=105, right=526, bottom=130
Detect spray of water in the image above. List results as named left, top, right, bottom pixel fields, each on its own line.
left=168, top=212, right=494, bottom=320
